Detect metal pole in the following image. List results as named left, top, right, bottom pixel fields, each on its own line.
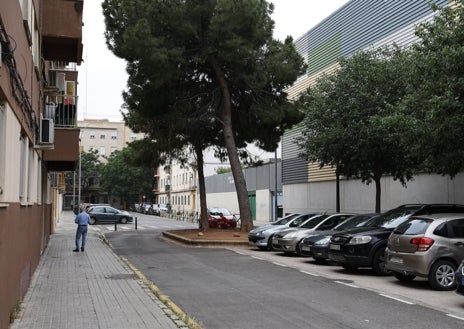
left=135, top=217, right=137, bottom=230
left=274, top=150, right=278, bottom=221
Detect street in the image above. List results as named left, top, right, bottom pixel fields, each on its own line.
left=96, top=214, right=464, bottom=329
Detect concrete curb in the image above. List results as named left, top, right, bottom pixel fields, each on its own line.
left=162, top=231, right=250, bottom=248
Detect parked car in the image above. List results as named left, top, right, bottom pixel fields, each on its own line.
left=456, top=260, right=464, bottom=296
left=87, top=205, right=133, bottom=225
left=328, top=204, right=464, bottom=275
left=272, top=213, right=354, bottom=256
left=148, top=204, right=161, bottom=216
left=385, top=213, right=464, bottom=290
left=300, top=213, right=379, bottom=262
left=248, top=212, right=320, bottom=250
left=208, top=207, right=238, bottom=229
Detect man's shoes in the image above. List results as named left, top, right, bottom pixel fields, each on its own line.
left=73, top=248, right=79, bottom=252
left=81, top=247, right=85, bottom=252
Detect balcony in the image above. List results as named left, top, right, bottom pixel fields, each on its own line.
left=42, top=0, right=84, bottom=64
left=41, top=92, right=79, bottom=171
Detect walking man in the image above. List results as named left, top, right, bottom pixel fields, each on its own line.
left=74, top=207, right=91, bottom=252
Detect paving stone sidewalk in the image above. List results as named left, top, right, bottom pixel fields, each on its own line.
left=10, top=211, right=188, bottom=329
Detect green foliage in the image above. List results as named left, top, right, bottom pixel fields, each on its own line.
left=401, top=0, right=464, bottom=177
left=215, top=166, right=232, bottom=174
left=80, top=149, right=103, bottom=189
left=100, top=147, right=154, bottom=201
left=298, top=47, right=421, bottom=185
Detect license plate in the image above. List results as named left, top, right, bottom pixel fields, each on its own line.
left=389, top=256, right=403, bottom=264
left=301, top=245, right=311, bottom=251
left=329, top=244, right=340, bottom=250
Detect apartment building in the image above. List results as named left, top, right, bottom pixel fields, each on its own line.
left=0, top=1, right=83, bottom=328
left=282, top=0, right=464, bottom=215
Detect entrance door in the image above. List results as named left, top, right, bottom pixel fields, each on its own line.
left=248, top=191, right=256, bottom=221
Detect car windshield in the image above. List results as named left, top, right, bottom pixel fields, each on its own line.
left=273, top=213, right=301, bottom=225
left=392, top=217, right=432, bottom=235
left=335, top=214, right=378, bottom=230
left=299, top=215, right=328, bottom=229
left=367, top=208, right=420, bottom=229
left=210, top=208, right=232, bottom=216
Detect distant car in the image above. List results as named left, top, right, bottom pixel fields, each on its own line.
left=300, top=213, right=379, bottom=262
left=456, top=260, right=464, bottom=296
left=148, top=204, right=161, bottom=216
left=158, top=204, right=169, bottom=212
left=87, top=205, right=133, bottom=225
left=248, top=213, right=320, bottom=250
left=271, top=213, right=354, bottom=256
left=329, top=204, right=464, bottom=275
left=385, top=213, right=464, bottom=290
left=207, top=207, right=237, bottom=229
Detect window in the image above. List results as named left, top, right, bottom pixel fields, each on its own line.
left=111, top=131, right=117, bottom=140
left=89, top=131, right=95, bottom=139
left=130, top=133, right=137, bottom=140
left=110, top=147, right=117, bottom=154
left=99, top=146, right=105, bottom=156
left=19, top=135, right=26, bottom=199
left=100, top=133, right=106, bottom=140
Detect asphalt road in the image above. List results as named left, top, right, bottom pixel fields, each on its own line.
left=98, top=214, right=464, bottom=329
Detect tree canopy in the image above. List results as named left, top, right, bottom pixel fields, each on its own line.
left=297, top=47, right=422, bottom=212
left=102, top=0, right=306, bottom=231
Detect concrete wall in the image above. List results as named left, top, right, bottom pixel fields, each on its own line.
left=283, top=173, right=464, bottom=215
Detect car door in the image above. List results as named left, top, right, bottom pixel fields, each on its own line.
left=443, top=218, right=464, bottom=261
left=103, top=206, right=118, bottom=222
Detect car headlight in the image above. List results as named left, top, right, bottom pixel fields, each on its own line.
left=314, top=237, right=330, bottom=246
left=347, top=236, right=372, bottom=245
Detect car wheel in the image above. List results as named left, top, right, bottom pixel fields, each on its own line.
left=372, top=247, right=390, bottom=276
left=393, top=273, right=416, bottom=282
left=296, top=240, right=305, bottom=257
left=120, top=217, right=128, bottom=224
left=428, top=259, right=457, bottom=291
left=266, top=235, right=274, bottom=251
left=89, top=217, right=96, bottom=225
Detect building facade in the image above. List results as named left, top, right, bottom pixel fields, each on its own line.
left=76, top=119, right=145, bottom=206
left=282, top=0, right=464, bottom=215
left=0, top=1, right=83, bottom=328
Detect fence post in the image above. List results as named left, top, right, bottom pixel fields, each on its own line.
left=135, top=217, right=137, bottom=230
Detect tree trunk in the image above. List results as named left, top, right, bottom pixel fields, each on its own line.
left=194, top=143, right=209, bottom=232
left=374, top=175, right=381, bottom=213
left=208, top=56, right=253, bottom=232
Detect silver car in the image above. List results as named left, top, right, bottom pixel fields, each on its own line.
left=248, top=213, right=320, bottom=250
left=272, top=213, right=354, bottom=256
left=385, top=213, right=464, bottom=290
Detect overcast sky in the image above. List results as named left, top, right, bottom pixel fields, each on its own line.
left=76, top=0, right=349, bottom=122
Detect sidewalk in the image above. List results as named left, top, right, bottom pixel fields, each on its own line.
left=11, top=211, right=189, bottom=329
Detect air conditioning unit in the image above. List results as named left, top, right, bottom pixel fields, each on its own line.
left=40, top=118, right=54, bottom=144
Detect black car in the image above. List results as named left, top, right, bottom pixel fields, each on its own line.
left=456, top=260, right=464, bottom=296
left=328, top=204, right=464, bottom=275
left=299, top=213, right=379, bottom=262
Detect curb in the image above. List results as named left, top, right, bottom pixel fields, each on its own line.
left=162, top=231, right=250, bottom=248
left=98, top=232, right=202, bottom=329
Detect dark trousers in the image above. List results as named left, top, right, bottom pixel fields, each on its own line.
left=75, top=225, right=88, bottom=249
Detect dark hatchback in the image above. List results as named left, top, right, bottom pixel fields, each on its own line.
left=328, top=204, right=464, bottom=275
left=300, top=213, right=379, bottom=262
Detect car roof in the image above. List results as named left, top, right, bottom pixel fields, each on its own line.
left=408, top=213, right=464, bottom=221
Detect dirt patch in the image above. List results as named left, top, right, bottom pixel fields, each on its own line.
left=166, top=228, right=248, bottom=242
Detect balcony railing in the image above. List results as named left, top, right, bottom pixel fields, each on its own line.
left=44, top=94, right=78, bottom=128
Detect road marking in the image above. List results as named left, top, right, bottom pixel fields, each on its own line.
left=446, top=314, right=464, bottom=321
left=251, top=256, right=265, bottom=260
left=233, top=250, right=246, bottom=255
left=334, top=280, right=359, bottom=288
left=300, top=270, right=319, bottom=277
left=272, top=262, right=288, bottom=267
left=379, top=294, right=414, bottom=305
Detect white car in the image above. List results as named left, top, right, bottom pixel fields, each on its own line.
left=248, top=213, right=320, bottom=250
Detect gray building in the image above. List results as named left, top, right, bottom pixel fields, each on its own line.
left=205, top=159, right=282, bottom=222
left=282, top=0, right=464, bottom=214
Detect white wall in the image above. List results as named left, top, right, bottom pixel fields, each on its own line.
left=283, top=173, right=464, bottom=215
